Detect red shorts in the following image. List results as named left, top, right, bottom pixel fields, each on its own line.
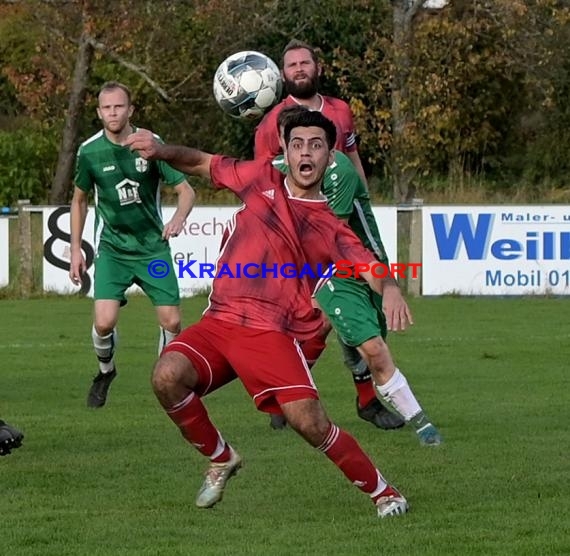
left=162, top=316, right=319, bottom=414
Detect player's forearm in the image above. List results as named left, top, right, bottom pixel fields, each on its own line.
left=380, top=275, right=401, bottom=292
left=361, top=269, right=400, bottom=295
left=173, top=183, right=195, bottom=222
left=362, top=270, right=383, bottom=295
left=157, top=145, right=211, bottom=179
left=125, top=130, right=213, bottom=178
left=70, top=196, right=87, bottom=251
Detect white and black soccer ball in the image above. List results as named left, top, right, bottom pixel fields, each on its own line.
left=213, top=51, right=283, bottom=120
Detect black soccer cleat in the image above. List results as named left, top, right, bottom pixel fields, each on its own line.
left=0, top=420, right=24, bottom=456
left=87, top=369, right=117, bottom=408
left=356, top=398, right=406, bottom=430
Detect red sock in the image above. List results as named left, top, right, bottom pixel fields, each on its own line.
left=166, top=392, right=230, bottom=462
left=301, top=334, right=326, bottom=368
left=317, top=423, right=386, bottom=500
left=354, top=377, right=377, bottom=408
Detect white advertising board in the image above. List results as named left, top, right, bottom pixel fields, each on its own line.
left=42, top=206, right=398, bottom=297
left=372, top=207, right=397, bottom=268
left=42, top=206, right=236, bottom=297
left=422, top=206, right=570, bottom=295
left=0, top=218, right=8, bottom=287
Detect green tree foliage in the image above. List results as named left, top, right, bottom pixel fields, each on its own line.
left=332, top=0, right=570, bottom=197
left=498, top=0, right=570, bottom=186
left=2, top=0, right=570, bottom=204
left=0, top=3, right=64, bottom=205
left=0, top=126, right=59, bottom=207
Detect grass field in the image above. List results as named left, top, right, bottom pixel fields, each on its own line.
left=1, top=295, right=568, bottom=555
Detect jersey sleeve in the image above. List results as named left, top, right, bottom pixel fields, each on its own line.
left=344, top=132, right=358, bottom=153
left=74, top=146, right=93, bottom=192
left=254, top=109, right=281, bottom=161
left=326, top=158, right=361, bottom=219
left=157, top=160, right=187, bottom=187
left=210, top=155, right=270, bottom=201
left=339, top=100, right=358, bottom=153
left=334, top=220, right=375, bottom=266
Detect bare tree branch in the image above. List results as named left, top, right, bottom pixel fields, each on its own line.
left=177, top=96, right=210, bottom=103
left=34, top=11, right=172, bottom=103
left=84, top=35, right=171, bottom=102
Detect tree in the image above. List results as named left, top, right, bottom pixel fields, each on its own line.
left=333, top=0, right=570, bottom=200
left=389, top=0, right=426, bottom=202
left=50, top=17, right=94, bottom=204
left=3, top=0, right=570, bottom=207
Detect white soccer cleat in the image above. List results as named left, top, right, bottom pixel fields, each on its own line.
left=376, top=487, right=409, bottom=519
left=195, top=447, right=242, bottom=509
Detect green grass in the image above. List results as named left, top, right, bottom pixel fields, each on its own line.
left=1, top=296, right=568, bottom=555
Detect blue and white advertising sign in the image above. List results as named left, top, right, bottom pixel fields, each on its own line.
left=422, top=206, right=570, bottom=295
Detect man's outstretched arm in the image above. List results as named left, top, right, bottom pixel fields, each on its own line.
left=124, top=129, right=213, bottom=179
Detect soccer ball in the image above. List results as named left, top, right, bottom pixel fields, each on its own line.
left=213, top=51, right=283, bottom=120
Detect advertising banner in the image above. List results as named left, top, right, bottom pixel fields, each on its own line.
left=422, top=206, right=570, bottom=295
left=372, top=207, right=397, bottom=267
left=42, top=206, right=398, bottom=297
left=42, top=206, right=236, bottom=297
left=0, top=218, right=8, bottom=287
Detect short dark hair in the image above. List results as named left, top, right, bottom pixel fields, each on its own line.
left=283, top=110, right=336, bottom=150
left=276, top=104, right=310, bottom=134
left=98, top=81, right=132, bottom=105
left=281, top=39, right=319, bottom=66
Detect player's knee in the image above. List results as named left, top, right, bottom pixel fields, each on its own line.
left=152, top=354, right=181, bottom=394
left=93, top=320, right=115, bottom=337
left=359, top=337, right=395, bottom=380
left=284, top=401, right=330, bottom=446
left=159, top=314, right=181, bottom=334
left=293, top=416, right=331, bottom=446
left=360, top=336, right=390, bottom=361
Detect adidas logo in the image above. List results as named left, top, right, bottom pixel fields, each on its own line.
left=262, top=189, right=275, bottom=200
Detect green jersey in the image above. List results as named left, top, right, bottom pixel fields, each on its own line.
left=74, top=128, right=186, bottom=258
left=272, top=151, right=389, bottom=265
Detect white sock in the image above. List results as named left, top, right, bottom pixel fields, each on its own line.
left=92, top=326, right=117, bottom=373
left=375, top=368, right=422, bottom=421
left=209, top=433, right=228, bottom=461
left=369, top=470, right=389, bottom=500
left=158, top=327, right=178, bottom=355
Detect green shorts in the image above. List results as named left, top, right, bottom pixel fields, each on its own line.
left=315, top=276, right=387, bottom=346
left=94, top=250, right=180, bottom=306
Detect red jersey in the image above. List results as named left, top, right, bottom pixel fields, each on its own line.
left=254, top=95, right=358, bottom=161
left=206, top=156, right=374, bottom=340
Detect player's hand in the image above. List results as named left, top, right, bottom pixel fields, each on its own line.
left=162, top=217, right=185, bottom=240
left=382, top=283, right=414, bottom=331
left=123, top=129, right=162, bottom=160
left=69, top=250, right=87, bottom=285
